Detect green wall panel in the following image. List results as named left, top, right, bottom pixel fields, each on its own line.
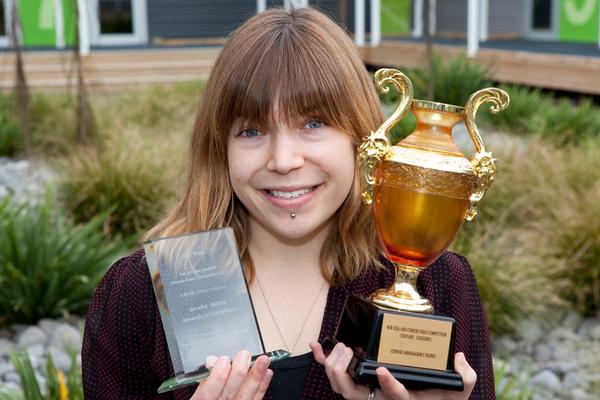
left=18, top=0, right=77, bottom=47
left=559, top=0, right=599, bottom=43
left=382, top=0, right=410, bottom=35
left=63, top=0, right=76, bottom=46
left=19, top=0, right=56, bottom=46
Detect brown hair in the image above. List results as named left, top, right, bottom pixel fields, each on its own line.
left=144, top=7, right=384, bottom=285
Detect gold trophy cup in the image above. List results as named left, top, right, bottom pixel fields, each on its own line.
left=326, top=69, right=508, bottom=391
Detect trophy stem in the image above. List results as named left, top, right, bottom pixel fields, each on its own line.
left=370, top=264, right=434, bottom=313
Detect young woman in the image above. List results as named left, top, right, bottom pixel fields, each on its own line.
left=82, top=7, right=493, bottom=400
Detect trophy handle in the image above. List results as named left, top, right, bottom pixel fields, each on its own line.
left=359, top=69, right=413, bottom=205
left=463, top=88, right=509, bottom=221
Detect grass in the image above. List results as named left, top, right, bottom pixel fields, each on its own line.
left=454, top=137, right=600, bottom=330
left=58, top=128, right=186, bottom=239
left=51, top=82, right=200, bottom=239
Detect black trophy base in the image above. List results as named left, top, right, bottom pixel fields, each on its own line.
left=328, top=294, right=464, bottom=392
left=348, top=355, right=464, bottom=391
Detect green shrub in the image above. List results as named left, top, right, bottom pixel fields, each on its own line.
left=27, top=92, right=77, bottom=156
left=407, top=53, right=492, bottom=105
left=93, top=81, right=201, bottom=138
left=485, top=85, right=600, bottom=145
left=456, top=138, right=600, bottom=326
left=58, top=126, right=185, bottom=239
left=525, top=97, right=600, bottom=145
left=0, top=91, right=23, bottom=157
left=0, top=113, right=23, bottom=157
left=521, top=140, right=600, bottom=315
left=453, top=220, right=565, bottom=335
left=485, top=85, right=552, bottom=134
left=0, top=193, right=129, bottom=326
left=375, top=53, right=492, bottom=106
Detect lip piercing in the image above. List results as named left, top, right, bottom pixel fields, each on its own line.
left=290, top=210, right=296, bottom=219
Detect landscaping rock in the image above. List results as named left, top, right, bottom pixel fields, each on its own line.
left=50, top=324, right=82, bottom=353
left=0, top=362, right=14, bottom=377
left=15, top=326, right=47, bottom=348
left=0, top=381, right=21, bottom=393
left=494, top=311, right=600, bottom=400
left=25, top=343, right=45, bottom=359
left=0, top=339, right=14, bottom=357
left=3, top=372, right=20, bottom=385
left=38, top=319, right=61, bottom=336
left=531, top=369, right=561, bottom=392
left=47, top=346, right=72, bottom=372
left=0, top=157, right=57, bottom=204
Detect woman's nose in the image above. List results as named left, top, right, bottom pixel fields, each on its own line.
left=266, top=131, right=304, bottom=174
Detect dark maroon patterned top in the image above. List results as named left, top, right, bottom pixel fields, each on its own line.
left=82, top=250, right=494, bottom=399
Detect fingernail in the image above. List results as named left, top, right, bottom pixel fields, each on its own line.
left=205, top=355, right=218, bottom=369
left=255, top=355, right=269, bottom=371
left=217, top=356, right=230, bottom=366
left=240, top=350, right=251, bottom=367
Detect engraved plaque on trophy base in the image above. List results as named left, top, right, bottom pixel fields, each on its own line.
left=329, top=295, right=463, bottom=391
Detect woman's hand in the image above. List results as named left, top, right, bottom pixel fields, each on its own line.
left=310, top=342, right=476, bottom=400
left=190, top=351, right=273, bottom=400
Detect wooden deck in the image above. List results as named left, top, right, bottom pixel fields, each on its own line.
left=359, top=40, right=600, bottom=95
left=0, top=41, right=599, bottom=95
left=0, top=47, right=220, bottom=90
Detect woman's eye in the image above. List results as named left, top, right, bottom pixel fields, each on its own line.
left=239, top=128, right=262, bottom=138
left=304, top=120, right=324, bottom=129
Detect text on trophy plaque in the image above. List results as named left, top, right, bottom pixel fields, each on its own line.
left=377, top=314, right=453, bottom=370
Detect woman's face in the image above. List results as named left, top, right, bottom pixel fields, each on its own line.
left=227, top=115, right=355, bottom=243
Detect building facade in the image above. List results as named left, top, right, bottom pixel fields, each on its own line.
left=0, top=0, right=598, bottom=49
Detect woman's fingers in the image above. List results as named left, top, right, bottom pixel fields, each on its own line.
left=250, top=366, right=274, bottom=400
left=192, top=356, right=231, bottom=400
left=376, top=353, right=478, bottom=400
left=312, top=341, right=369, bottom=400
left=454, top=352, right=477, bottom=397
left=235, top=355, right=272, bottom=399
left=309, top=341, right=327, bottom=365
left=376, top=367, right=410, bottom=400
left=219, top=351, right=251, bottom=399
left=190, top=352, right=273, bottom=400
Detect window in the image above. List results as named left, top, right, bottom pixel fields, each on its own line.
left=99, top=0, right=133, bottom=34
left=0, top=0, right=5, bottom=37
left=532, top=0, right=552, bottom=30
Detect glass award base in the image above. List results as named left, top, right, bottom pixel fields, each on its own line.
left=158, top=349, right=291, bottom=393
left=324, top=295, right=464, bottom=391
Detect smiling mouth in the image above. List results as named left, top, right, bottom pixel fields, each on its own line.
left=266, top=186, right=318, bottom=200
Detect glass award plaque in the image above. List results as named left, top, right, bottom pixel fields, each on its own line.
left=144, top=228, right=290, bottom=393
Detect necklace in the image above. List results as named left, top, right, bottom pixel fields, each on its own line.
left=254, top=272, right=327, bottom=354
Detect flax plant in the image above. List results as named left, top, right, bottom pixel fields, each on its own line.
left=0, top=192, right=128, bottom=325
left=0, top=352, right=82, bottom=400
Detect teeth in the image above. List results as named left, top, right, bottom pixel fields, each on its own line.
left=270, top=188, right=313, bottom=199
